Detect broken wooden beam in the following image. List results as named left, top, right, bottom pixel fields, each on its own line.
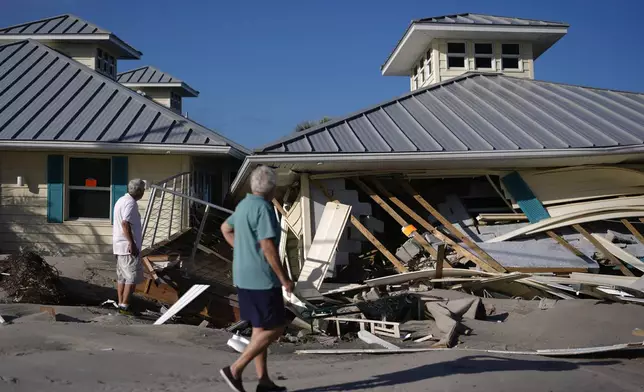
left=396, top=180, right=506, bottom=273
left=352, top=178, right=438, bottom=259
left=573, top=224, right=634, bottom=276
left=369, top=178, right=490, bottom=268
left=622, top=219, right=644, bottom=245
left=313, top=181, right=408, bottom=273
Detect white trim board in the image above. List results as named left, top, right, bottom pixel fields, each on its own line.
left=296, top=202, right=351, bottom=299
left=591, top=235, right=644, bottom=273
left=153, top=284, right=209, bottom=325
left=487, top=207, right=644, bottom=243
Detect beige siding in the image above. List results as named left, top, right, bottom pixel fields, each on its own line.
left=138, top=88, right=172, bottom=109
left=409, top=40, right=535, bottom=90
left=0, top=151, right=190, bottom=259
left=47, top=42, right=97, bottom=70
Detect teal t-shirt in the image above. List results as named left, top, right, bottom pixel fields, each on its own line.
left=227, top=194, right=282, bottom=290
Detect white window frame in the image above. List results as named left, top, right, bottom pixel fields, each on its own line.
left=446, top=41, right=467, bottom=70
left=96, top=48, right=116, bottom=78
left=425, top=49, right=432, bottom=78
left=501, top=43, right=522, bottom=72
left=418, top=61, right=425, bottom=84
left=66, top=155, right=112, bottom=221
left=473, top=42, right=495, bottom=71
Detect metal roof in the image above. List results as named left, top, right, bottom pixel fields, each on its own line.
left=415, top=13, right=568, bottom=27
left=258, top=73, right=644, bottom=154
left=0, top=40, right=248, bottom=156
left=117, top=65, right=199, bottom=97
left=0, top=14, right=141, bottom=59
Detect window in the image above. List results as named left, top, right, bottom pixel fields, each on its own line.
left=96, top=48, right=116, bottom=78
left=447, top=42, right=466, bottom=68
left=411, top=66, right=418, bottom=89
left=426, top=50, right=432, bottom=77
left=502, top=44, right=521, bottom=70
left=419, top=61, right=425, bottom=83
left=171, top=92, right=182, bottom=112
left=474, top=43, right=494, bottom=69
left=68, top=157, right=111, bottom=219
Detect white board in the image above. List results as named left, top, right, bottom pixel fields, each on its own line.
left=591, top=234, right=644, bottom=273
left=153, top=284, right=209, bottom=325
left=296, top=202, right=351, bottom=298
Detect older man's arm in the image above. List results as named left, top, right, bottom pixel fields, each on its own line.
left=221, top=220, right=235, bottom=248
left=260, top=238, right=294, bottom=294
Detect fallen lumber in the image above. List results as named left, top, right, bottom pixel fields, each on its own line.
left=591, top=234, right=644, bottom=273
left=352, top=178, right=438, bottom=259
left=358, top=330, right=400, bottom=350
left=153, top=284, right=210, bottom=325
left=296, top=341, right=644, bottom=357
left=488, top=207, right=644, bottom=243
left=364, top=269, right=494, bottom=287
left=450, top=272, right=530, bottom=290
left=397, top=180, right=506, bottom=273
left=573, top=225, right=633, bottom=276
left=370, top=178, right=485, bottom=269
left=325, top=317, right=401, bottom=338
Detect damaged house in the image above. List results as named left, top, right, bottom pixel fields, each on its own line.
left=229, top=13, right=644, bottom=305
left=0, top=14, right=247, bottom=260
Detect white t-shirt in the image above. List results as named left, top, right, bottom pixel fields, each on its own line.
left=113, top=194, right=143, bottom=255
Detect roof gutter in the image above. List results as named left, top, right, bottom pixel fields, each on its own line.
left=122, top=82, right=200, bottom=97
left=230, top=144, right=644, bottom=193
left=0, top=141, right=234, bottom=155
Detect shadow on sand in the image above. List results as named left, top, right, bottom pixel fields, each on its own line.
left=294, top=355, right=619, bottom=392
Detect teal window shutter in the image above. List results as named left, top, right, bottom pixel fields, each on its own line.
left=111, top=156, right=129, bottom=222
left=47, top=155, right=64, bottom=223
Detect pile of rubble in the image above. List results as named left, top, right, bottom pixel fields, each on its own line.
left=0, top=251, right=66, bottom=304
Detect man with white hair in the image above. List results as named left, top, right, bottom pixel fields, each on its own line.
left=112, top=178, right=146, bottom=315
left=220, top=165, right=293, bottom=392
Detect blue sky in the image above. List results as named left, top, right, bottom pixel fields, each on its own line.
left=2, top=0, right=643, bottom=149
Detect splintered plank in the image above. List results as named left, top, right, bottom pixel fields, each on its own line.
left=313, top=181, right=408, bottom=273
left=573, top=224, right=634, bottom=276
left=621, top=219, right=644, bottom=245
left=352, top=178, right=438, bottom=259
left=396, top=180, right=506, bottom=273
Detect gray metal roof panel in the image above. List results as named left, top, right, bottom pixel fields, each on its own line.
left=415, top=13, right=568, bottom=27
left=258, top=73, right=644, bottom=155
left=0, top=14, right=110, bottom=35
left=0, top=40, right=247, bottom=154
left=117, top=65, right=180, bottom=84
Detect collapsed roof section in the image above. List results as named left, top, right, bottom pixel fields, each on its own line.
left=0, top=40, right=249, bottom=158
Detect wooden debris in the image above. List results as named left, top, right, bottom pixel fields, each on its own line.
left=591, top=234, right=644, bottom=273
left=324, top=316, right=401, bottom=338
left=357, top=330, right=400, bottom=350
left=397, top=180, right=506, bottom=273
left=313, top=180, right=408, bottom=273
left=574, top=224, right=634, bottom=276
left=154, top=284, right=210, bottom=325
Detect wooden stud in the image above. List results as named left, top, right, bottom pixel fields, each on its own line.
left=435, top=244, right=446, bottom=281
left=313, top=181, right=408, bottom=273
left=300, top=174, right=313, bottom=258
left=397, top=180, right=506, bottom=273
left=352, top=178, right=438, bottom=259
left=369, top=178, right=491, bottom=268
left=621, top=219, right=644, bottom=245
left=572, top=224, right=634, bottom=276
left=272, top=198, right=298, bottom=235
left=546, top=231, right=586, bottom=258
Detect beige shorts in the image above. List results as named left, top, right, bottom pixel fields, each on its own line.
left=115, top=255, right=143, bottom=285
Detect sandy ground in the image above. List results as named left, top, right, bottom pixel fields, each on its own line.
left=0, top=302, right=643, bottom=392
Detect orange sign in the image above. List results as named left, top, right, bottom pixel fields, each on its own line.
left=85, top=178, right=97, bottom=187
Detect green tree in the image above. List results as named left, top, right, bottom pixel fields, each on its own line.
left=295, top=117, right=332, bottom=132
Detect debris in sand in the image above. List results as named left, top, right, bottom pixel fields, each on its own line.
left=0, top=251, right=65, bottom=304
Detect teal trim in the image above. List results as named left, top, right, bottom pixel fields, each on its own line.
left=502, top=172, right=551, bottom=223
left=111, top=156, right=128, bottom=223
left=46, top=155, right=64, bottom=223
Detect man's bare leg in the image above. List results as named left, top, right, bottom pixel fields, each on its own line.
left=121, top=283, right=136, bottom=306
left=254, top=349, right=268, bottom=381
left=230, top=326, right=284, bottom=379
left=117, top=282, right=124, bottom=305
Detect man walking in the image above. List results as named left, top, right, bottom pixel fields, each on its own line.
left=112, top=179, right=146, bottom=315
left=220, top=165, right=293, bottom=392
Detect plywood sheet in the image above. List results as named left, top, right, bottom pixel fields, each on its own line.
left=296, top=202, right=351, bottom=298
left=477, top=240, right=598, bottom=271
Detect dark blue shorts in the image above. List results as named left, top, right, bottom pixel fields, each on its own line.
left=237, top=287, right=285, bottom=329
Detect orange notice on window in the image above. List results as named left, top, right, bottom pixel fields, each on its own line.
left=85, top=178, right=97, bottom=187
